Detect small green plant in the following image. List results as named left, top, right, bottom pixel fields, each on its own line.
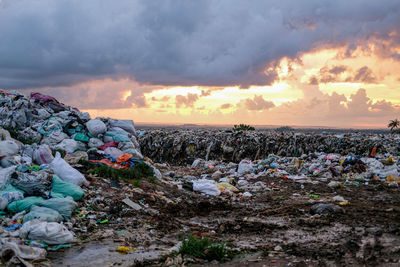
left=79, top=160, right=155, bottom=183
left=178, top=235, right=234, bottom=262
left=232, top=124, right=255, bottom=131
left=52, top=149, right=66, bottom=158
left=132, top=179, right=141, bottom=188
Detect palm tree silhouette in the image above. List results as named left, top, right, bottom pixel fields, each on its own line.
left=388, top=119, right=400, bottom=132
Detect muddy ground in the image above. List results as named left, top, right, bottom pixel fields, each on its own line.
left=45, top=163, right=400, bottom=267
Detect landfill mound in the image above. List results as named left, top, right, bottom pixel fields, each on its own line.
left=0, top=89, right=400, bottom=266
left=138, top=129, right=398, bottom=165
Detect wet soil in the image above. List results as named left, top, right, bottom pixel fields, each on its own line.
left=50, top=165, right=400, bottom=266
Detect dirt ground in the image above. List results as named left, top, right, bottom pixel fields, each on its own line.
left=48, top=164, right=400, bottom=267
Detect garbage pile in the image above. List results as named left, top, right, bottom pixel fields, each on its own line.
left=138, top=129, right=399, bottom=165
left=0, top=90, right=159, bottom=265
left=1, top=89, right=399, bottom=265
left=180, top=152, right=400, bottom=198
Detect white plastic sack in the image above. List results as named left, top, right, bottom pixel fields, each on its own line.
left=109, top=119, right=136, bottom=135
left=377, top=165, right=399, bottom=179
left=40, top=130, right=68, bottom=146
left=22, top=205, right=63, bottom=223
left=50, top=152, right=88, bottom=186
left=103, top=135, right=114, bottom=143
left=0, top=128, right=12, bottom=140
left=0, top=165, right=17, bottom=190
left=123, top=148, right=143, bottom=160
left=109, top=126, right=130, bottom=136
left=86, top=119, right=107, bottom=136
left=238, top=159, right=253, bottom=175
left=36, top=108, right=51, bottom=120
left=104, top=147, right=123, bottom=158
left=33, top=144, right=54, bottom=165
left=0, top=140, right=19, bottom=157
left=1, top=241, right=47, bottom=260
left=20, top=220, right=75, bottom=245
left=88, top=138, right=104, bottom=148
left=193, top=179, right=221, bottom=196
left=54, top=139, right=79, bottom=154
left=191, top=158, right=205, bottom=168
left=118, top=141, right=135, bottom=151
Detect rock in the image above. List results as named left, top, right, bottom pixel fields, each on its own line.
left=310, top=203, right=343, bottom=215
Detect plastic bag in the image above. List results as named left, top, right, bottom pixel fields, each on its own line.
left=54, top=139, right=79, bottom=154
left=19, top=220, right=75, bottom=245
left=109, top=119, right=136, bottom=135
left=193, top=179, right=221, bottom=196
left=86, top=119, right=107, bottom=136
left=50, top=152, right=88, bottom=186
left=98, top=141, right=119, bottom=151
left=73, top=133, right=90, bottom=142
left=22, top=205, right=63, bottom=223
left=0, top=128, right=12, bottom=140
left=118, top=141, right=135, bottom=151
left=0, top=240, right=47, bottom=260
left=38, top=117, right=62, bottom=136
left=64, top=151, right=88, bottom=165
left=0, top=188, right=24, bottom=210
left=238, top=159, right=253, bottom=175
left=0, top=140, right=19, bottom=157
left=88, top=138, right=104, bottom=148
left=109, top=126, right=130, bottom=136
left=52, top=175, right=84, bottom=201
left=104, top=147, right=124, bottom=158
left=112, top=134, right=131, bottom=143
left=123, top=148, right=143, bottom=160
left=7, top=196, right=44, bottom=213
left=10, top=170, right=52, bottom=197
left=37, top=197, right=77, bottom=220
left=0, top=165, right=17, bottom=190
left=217, top=182, right=239, bottom=192
left=40, top=130, right=68, bottom=147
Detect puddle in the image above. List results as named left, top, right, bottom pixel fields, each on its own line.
left=48, top=240, right=165, bottom=266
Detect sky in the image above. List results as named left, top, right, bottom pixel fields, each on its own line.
left=1, top=0, right=400, bottom=128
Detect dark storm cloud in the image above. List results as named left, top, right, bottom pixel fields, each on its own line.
left=351, top=66, right=377, bottom=83
left=0, top=0, right=399, bottom=89
left=311, top=65, right=378, bottom=84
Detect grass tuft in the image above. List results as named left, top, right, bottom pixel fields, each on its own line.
left=79, top=160, right=155, bottom=184
left=178, top=235, right=234, bottom=262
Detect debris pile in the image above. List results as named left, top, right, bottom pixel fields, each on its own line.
left=0, top=89, right=399, bottom=266
left=138, top=128, right=399, bottom=164
left=0, top=90, right=161, bottom=266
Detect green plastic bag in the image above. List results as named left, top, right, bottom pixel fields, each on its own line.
left=7, top=196, right=44, bottom=213
left=22, top=205, right=63, bottom=223
left=74, top=133, right=89, bottom=142
left=104, top=131, right=116, bottom=137
left=0, top=184, right=24, bottom=194
left=37, top=197, right=77, bottom=220
left=51, top=175, right=84, bottom=201
left=49, top=192, right=65, bottom=198
left=113, top=134, right=130, bottom=142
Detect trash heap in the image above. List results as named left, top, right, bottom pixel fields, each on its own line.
left=0, top=90, right=160, bottom=265
left=138, top=129, right=399, bottom=164
left=182, top=152, right=400, bottom=198
left=0, top=89, right=399, bottom=265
